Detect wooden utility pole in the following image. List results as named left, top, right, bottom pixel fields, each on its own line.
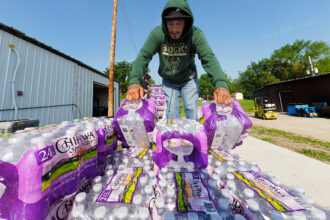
left=108, top=0, right=118, bottom=117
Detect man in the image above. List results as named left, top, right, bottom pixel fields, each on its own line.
left=140, top=73, right=151, bottom=99
left=126, top=0, right=231, bottom=120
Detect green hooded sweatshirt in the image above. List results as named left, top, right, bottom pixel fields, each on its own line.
left=129, top=0, right=228, bottom=89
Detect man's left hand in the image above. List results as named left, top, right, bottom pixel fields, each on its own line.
left=213, top=87, right=231, bottom=105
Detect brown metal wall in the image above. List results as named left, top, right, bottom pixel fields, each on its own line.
left=253, top=73, right=330, bottom=112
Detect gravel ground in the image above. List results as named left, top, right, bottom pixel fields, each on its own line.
left=248, top=113, right=330, bottom=143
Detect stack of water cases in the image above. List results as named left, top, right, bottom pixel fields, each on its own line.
left=150, top=86, right=166, bottom=119
left=0, top=117, right=117, bottom=220
left=1, top=105, right=330, bottom=219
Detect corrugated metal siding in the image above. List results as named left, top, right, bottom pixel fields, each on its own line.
left=0, top=28, right=119, bottom=126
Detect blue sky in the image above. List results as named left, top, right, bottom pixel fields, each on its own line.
left=1, top=0, right=330, bottom=84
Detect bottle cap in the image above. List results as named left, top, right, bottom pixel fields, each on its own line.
left=159, top=179, right=167, bottom=188
left=149, top=171, right=156, bottom=178
left=247, top=199, right=259, bottom=212
left=214, top=167, right=222, bottom=174
left=143, top=155, right=148, bottom=160
left=143, top=165, right=151, bottom=172
left=220, top=189, right=231, bottom=199
left=144, top=185, right=153, bottom=194
left=75, top=192, right=87, bottom=203
left=226, top=173, right=234, bottom=180
left=123, top=158, right=129, bottom=164
left=145, top=160, right=151, bottom=165
left=133, top=194, right=143, bottom=205
left=116, top=206, right=128, bottom=219
left=211, top=174, right=219, bottom=181
left=167, top=188, right=175, bottom=197
left=226, top=181, right=236, bottom=191
left=155, top=197, right=165, bottom=208
left=161, top=167, right=168, bottom=174
left=94, top=206, right=107, bottom=219
left=93, top=176, right=102, bottom=184
left=215, top=161, right=222, bottom=167
left=106, top=170, right=114, bottom=177
left=71, top=204, right=84, bottom=218
left=227, top=167, right=235, bottom=173
left=139, top=207, right=150, bottom=219
left=166, top=173, right=174, bottom=180
left=140, top=176, right=148, bottom=185
left=244, top=188, right=254, bottom=198
left=134, top=158, right=139, bottom=164
left=93, top=183, right=102, bottom=193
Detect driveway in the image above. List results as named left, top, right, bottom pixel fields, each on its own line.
left=248, top=113, right=330, bottom=142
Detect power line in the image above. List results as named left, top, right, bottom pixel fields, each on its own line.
left=119, top=0, right=138, bottom=55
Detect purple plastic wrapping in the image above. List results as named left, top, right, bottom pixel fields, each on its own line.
left=113, top=99, right=156, bottom=148
left=153, top=128, right=208, bottom=169
left=0, top=124, right=107, bottom=220
left=202, top=100, right=252, bottom=149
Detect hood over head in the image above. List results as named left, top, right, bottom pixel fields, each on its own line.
left=162, top=0, right=194, bottom=41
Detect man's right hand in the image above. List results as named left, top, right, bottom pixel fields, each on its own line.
left=126, top=84, right=144, bottom=101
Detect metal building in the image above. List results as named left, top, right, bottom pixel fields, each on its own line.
left=253, top=73, right=330, bottom=112
left=0, top=23, right=120, bottom=126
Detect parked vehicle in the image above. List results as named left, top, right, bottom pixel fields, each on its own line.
left=254, top=97, right=277, bottom=120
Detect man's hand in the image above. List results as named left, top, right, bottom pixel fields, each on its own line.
left=126, top=84, right=144, bottom=101
left=213, top=87, right=231, bottom=105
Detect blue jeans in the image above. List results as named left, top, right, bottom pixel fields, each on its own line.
left=162, top=78, right=199, bottom=120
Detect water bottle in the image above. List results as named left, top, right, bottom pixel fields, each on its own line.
left=246, top=199, right=265, bottom=220
left=143, top=165, right=151, bottom=172
left=115, top=206, right=128, bottom=220
left=165, top=188, right=176, bottom=210
left=164, top=210, right=176, bottom=220
left=103, top=169, right=114, bottom=184
left=93, top=206, right=107, bottom=219
left=243, top=188, right=255, bottom=200
left=226, top=180, right=236, bottom=193
left=69, top=204, right=86, bottom=220
left=131, top=194, right=143, bottom=218
left=144, top=185, right=154, bottom=200
left=148, top=170, right=157, bottom=181
left=309, top=207, right=327, bottom=220
left=234, top=214, right=247, bottom=220
left=271, top=212, right=286, bottom=220
left=217, top=198, right=231, bottom=220
left=210, top=213, right=223, bottom=220
left=93, top=176, right=102, bottom=185
left=290, top=211, right=307, bottom=220
left=155, top=197, right=166, bottom=216
left=158, top=179, right=167, bottom=193
left=139, top=207, right=150, bottom=220
left=74, top=192, right=87, bottom=206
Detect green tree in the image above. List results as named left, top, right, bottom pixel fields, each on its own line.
left=316, top=57, right=330, bottom=74
left=238, top=40, right=330, bottom=98
left=198, top=73, right=215, bottom=99
left=104, top=61, right=133, bottom=94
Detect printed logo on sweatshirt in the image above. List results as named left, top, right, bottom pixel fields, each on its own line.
left=162, top=42, right=187, bottom=56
